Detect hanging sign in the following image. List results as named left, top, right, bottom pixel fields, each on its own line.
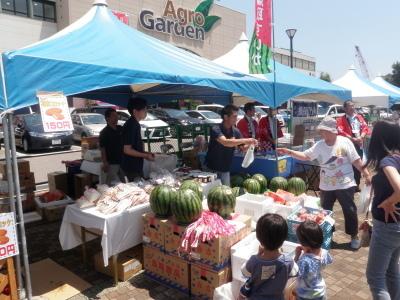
left=0, top=213, right=19, bottom=260
left=112, top=10, right=129, bottom=25
left=292, top=101, right=318, bottom=117
left=37, top=92, right=74, bottom=132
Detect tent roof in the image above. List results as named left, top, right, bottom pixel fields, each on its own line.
left=0, top=1, right=275, bottom=111
left=333, top=66, right=400, bottom=107
left=372, top=76, right=400, bottom=102
left=213, top=33, right=351, bottom=107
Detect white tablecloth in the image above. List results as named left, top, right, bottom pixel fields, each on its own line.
left=59, top=203, right=151, bottom=266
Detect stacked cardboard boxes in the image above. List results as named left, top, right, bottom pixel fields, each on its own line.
left=142, top=212, right=252, bottom=299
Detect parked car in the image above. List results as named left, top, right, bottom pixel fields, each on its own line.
left=13, top=114, right=73, bottom=152
left=71, top=106, right=171, bottom=139
left=185, top=110, right=222, bottom=124
left=71, top=113, right=107, bottom=141
left=317, top=104, right=345, bottom=119
left=195, top=104, right=245, bottom=121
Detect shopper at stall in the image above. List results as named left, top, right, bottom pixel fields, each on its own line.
left=99, top=108, right=124, bottom=185
left=237, top=102, right=258, bottom=139
left=364, top=121, right=400, bottom=300
left=121, top=97, right=155, bottom=181
left=205, top=104, right=257, bottom=186
left=258, top=108, right=283, bottom=151
left=277, top=116, right=371, bottom=250
left=336, top=100, right=369, bottom=188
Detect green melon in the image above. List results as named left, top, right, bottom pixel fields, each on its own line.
left=171, top=189, right=202, bottom=225
left=207, top=185, right=236, bottom=219
left=243, top=179, right=261, bottom=194
left=149, top=185, right=176, bottom=218
left=232, top=186, right=245, bottom=198
left=230, top=175, right=244, bottom=188
left=252, top=174, right=268, bottom=192
left=180, top=180, right=203, bottom=199
left=269, top=177, right=288, bottom=192
left=287, top=177, right=307, bottom=196
left=240, top=173, right=252, bottom=180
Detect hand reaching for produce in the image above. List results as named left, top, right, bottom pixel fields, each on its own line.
left=276, top=148, right=290, bottom=155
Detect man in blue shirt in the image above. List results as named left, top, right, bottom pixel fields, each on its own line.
left=121, top=97, right=154, bottom=181
left=205, top=104, right=257, bottom=186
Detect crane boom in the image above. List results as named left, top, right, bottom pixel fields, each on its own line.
left=355, top=45, right=370, bottom=79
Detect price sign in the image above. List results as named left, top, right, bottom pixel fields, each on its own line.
left=37, top=92, right=74, bottom=132
left=0, top=213, right=19, bottom=259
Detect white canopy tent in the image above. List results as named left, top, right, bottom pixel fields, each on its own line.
left=333, top=66, right=391, bottom=108
left=372, top=75, right=400, bottom=96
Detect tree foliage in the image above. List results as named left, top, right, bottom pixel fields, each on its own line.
left=384, top=61, right=400, bottom=87
left=319, top=72, right=331, bottom=82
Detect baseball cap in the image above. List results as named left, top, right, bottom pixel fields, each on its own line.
left=316, top=116, right=338, bottom=134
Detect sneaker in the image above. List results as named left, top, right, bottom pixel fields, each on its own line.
left=351, top=238, right=361, bottom=250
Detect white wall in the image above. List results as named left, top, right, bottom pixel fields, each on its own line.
left=0, top=13, right=57, bottom=53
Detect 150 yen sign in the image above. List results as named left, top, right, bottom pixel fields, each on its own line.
left=37, top=92, right=74, bottom=132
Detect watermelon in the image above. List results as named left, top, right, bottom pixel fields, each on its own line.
left=240, top=173, right=252, bottom=180
left=149, top=185, right=176, bottom=218
left=171, top=189, right=202, bottom=225
left=230, top=175, right=244, bottom=188
left=232, top=186, right=245, bottom=198
left=180, top=180, right=203, bottom=199
left=252, top=174, right=268, bottom=192
left=243, top=179, right=261, bottom=194
left=207, top=185, right=236, bottom=219
left=287, top=177, right=307, bottom=196
left=269, top=177, right=288, bottom=192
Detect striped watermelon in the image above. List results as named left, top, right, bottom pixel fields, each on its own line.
left=232, top=186, right=245, bottom=198
left=252, top=174, right=268, bottom=192
left=180, top=180, right=203, bottom=199
left=230, top=175, right=244, bottom=188
left=207, top=185, right=236, bottom=219
left=269, top=177, right=288, bottom=192
left=243, top=179, right=261, bottom=194
left=287, top=177, right=307, bottom=196
left=171, top=189, right=202, bottom=225
left=240, top=173, right=252, bottom=180
left=149, top=185, right=176, bottom=218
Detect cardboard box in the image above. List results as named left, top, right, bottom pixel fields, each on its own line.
left=20, top=173, right=36, bottom=192
left=164, top=214, right=252, bottom=270
left=142, top=213, right=168, bottom=250
left=0, top=159, right=30, bottom=177
left=94, top=246, right=143, bottom=281
left=48, top=172, right=69, bottom=194
left=191, top=264, right=231, bottom=299
left=143, top=245, right=166, bottom=279
left=182, top=149, right=200, bottom=169
left=164, top=254, right=190, bottom=293
left=37, top=205, right=67, bottom=222
left=74, top=173, right=92, bottom=199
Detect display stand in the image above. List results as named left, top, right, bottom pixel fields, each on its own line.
left=0, top=257, right=18, bottom=300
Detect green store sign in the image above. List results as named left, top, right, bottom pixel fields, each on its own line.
left=139, top=0, right=221, bottom=42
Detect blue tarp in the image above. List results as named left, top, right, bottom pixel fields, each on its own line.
left=0, top=3, right=274, bottom=111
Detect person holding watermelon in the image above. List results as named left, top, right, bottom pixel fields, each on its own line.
left=277, top=116, right=371, bottom=250
left=205, top=104, right=257, bottom=186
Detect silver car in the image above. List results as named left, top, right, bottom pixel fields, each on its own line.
left=71, top=113, right=106, bottom=141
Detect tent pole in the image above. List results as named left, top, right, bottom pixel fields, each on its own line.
left=2, top=115, right=24, bottom=295
left=8, top=114, right=32, bottom=300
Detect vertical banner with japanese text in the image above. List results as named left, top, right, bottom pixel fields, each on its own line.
left=0, top=213, right=19, bottom=260
left=37, top=92, right=74, bottom=133
left=249, top=0, right=272, bottom=74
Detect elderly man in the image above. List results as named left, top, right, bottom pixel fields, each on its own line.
left=237, top=102, right=258, bottom=139
left=278, top=116, right=371, bottom=250
left=336, top=100, right=369, bottom=188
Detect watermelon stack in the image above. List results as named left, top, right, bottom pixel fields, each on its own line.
left=180, top=180, right=203, bottom=199
left=149, top=185, right=177, bottom=218
left=232, top=186, right=245, bottom=198
left=269, top=177, right=288, bottom=192
left=243, top=179, right=261, bottom=194
left=171, top=189, right=202, bottom=225
left=207, top=185, right=236, bottom=219
left=230, top=175, right=244, bottom=188
left=287, top=177, right=307, bottom=196
left=252, top=174, right=268, bottom=192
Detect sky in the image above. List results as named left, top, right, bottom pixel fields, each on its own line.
left=216, top=0, right=398, bottom=81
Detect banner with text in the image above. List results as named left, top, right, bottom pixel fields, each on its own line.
left=37, top=92, right=74, bottom=132
left=249, top=0, right=272, bottom=74
left=0, top=213, right=19, bottom=260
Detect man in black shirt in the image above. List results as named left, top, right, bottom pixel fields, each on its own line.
left=122, top=97, right=154, bottom=181
left=99, top=108, right=124, bottom=185
left=205, top=104, right=257, bottom=186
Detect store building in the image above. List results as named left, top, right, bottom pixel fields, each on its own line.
left=274, top=48, right=316, bottom=76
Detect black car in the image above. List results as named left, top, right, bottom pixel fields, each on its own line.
left=148, top=108, right=205, bottom=137
left=14, top=114, right=73, bottom=152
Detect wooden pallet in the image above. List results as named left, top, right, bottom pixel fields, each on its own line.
left=0, top=258, right=18, bottom=300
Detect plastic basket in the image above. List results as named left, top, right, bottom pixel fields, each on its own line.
left=287, top=207, right=334, bottom=250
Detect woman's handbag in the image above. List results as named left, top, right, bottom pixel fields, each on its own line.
left=359, top=186, right=373, bottom=247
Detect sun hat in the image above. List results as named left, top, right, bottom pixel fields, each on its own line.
left=316, top=116, right=338, bottom=134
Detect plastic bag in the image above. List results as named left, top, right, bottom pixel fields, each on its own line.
left=358, top=184, right=372, bottom=214
left=242, top=146, right=255, bottom=168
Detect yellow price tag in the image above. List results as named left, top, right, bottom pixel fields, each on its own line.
left=278, top=159, right=287, bottom=173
